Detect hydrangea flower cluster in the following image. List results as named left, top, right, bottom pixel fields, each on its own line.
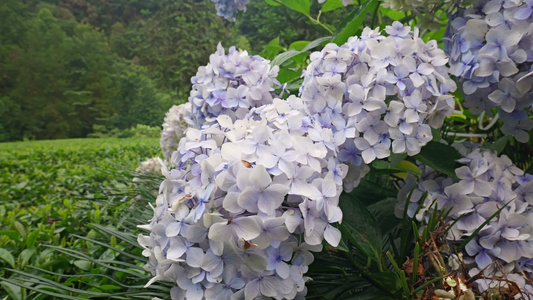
left=396, top=145, right=533, bottom=297
left=133, top=157, right=163, bottom=183
left=138, top=96, right=360, bottom=299
left=189, top=43, right=279, bottom=128
left=299, top=22, right=457, bottom=167
left=445, top=0, right=533, bottom=142
left=211, top=0, right=249, bottom=21
left=160, top=103, right=194, bottom=162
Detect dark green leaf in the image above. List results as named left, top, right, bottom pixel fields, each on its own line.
left=338, top=193, right=383, bottom=263
left=389, top=153, right=408, bottom=169
left=366, top=271, right=403, bottom=295
left=346, top=178, right=398, bottom=206
left=431, top=127, right=442, bottom=142
left=413, top=141, right=462, bottom=180
left=367, top=198, right=401, bottom=235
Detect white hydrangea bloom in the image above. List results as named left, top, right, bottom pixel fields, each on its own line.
left=135, top=157, right=163, bottom=176
left=138, top=97, right=359, bottom=299
left=160, top=103, right=193, bottom=162
left=300, top=23, right=456, bottom=168
left=133, top=157, right=163, bottom=183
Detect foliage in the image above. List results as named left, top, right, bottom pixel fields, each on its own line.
left=2, top=0, right=533, bottom=299
left=0, top=0, right=361, bottom=142
left=125, top=0, right=232, bottom=94
left=88, top=124, right=162, bottom=139
left=0, top=138, right=162, bottom=299
left=0, top=0, right=206, bottom=142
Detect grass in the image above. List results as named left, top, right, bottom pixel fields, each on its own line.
left=0, top=137, right=167, bottom=299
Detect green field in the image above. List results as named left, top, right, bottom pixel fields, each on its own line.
left=0, top=138, right=167, bottom=299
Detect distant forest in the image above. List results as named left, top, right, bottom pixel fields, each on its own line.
left=0, top=0, right=347, bottom=141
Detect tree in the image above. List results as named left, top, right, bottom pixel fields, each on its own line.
left=130, top=0, right=231, bottom=95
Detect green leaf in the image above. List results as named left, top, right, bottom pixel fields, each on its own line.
left=0, top=230, right=19, bottom=241
left=26, top=229, right=40, bottom=248
left=410, top=242, right=420, bottom=286
left=73, top=260, right=92, bottom=271
left=14, top=221, right=26, bottom=238
left=332, top=0, right=379, bottom=45
left=98, top=284, right=122, bottom=291
left=277, top=69, right=301, bottom=84
left=278, top=0, right=311, bottom=16
left=431, top=127, right=442, bottom=142
left=0, top=248, right=16, bottom=268
left=346, top=178, right=397, bottom=206
left=483, top=135, right=509, bottom=154
left=289, top=40, right=310, bottom=50
left=367, top=198, right=401, bottom=235
left=285, top=79, right=304, bottom=91
left=271, top=36, right=331, bottom=66
left=0, top=281, right=23, bottom=300
left=261, top=37, right=285, bottom=60
left=379, top=7, right=405, bottom=21
left=19, top=248, right=36, bottom=267
left=413, top=141, right=462, bottom=180
left=389, top=153, right=407, bottom=169
left=367, top=271, right=403, bottom=295
left=338, top=194, right=383, bottom=263
left=321, top=0, right=344, bottom=12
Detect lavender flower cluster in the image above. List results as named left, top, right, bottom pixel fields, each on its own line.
left=211, top=0, right=249, bottom=21
left=445, top=0, right=533, bottom=142
left=397, top=145, right=533, bottom=297
left=299, top=22, right=457, bottom=166
left=138, top=95, right=366, bottom=299
left=189, top=43, right=279, bottom=128
left=160, top=103, right=194, bottom=162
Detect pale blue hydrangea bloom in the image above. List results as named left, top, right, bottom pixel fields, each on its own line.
left=189, top=43, right=279, bottom=129
left=211, top=0, right=249, bottom=21
left=300, top=22, right=456, bottom=168
left=138, top=97, right=365, bottom=299
left=396, top=145, right=533, bottom=298
left=445, top=0, right=533, bottom=142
